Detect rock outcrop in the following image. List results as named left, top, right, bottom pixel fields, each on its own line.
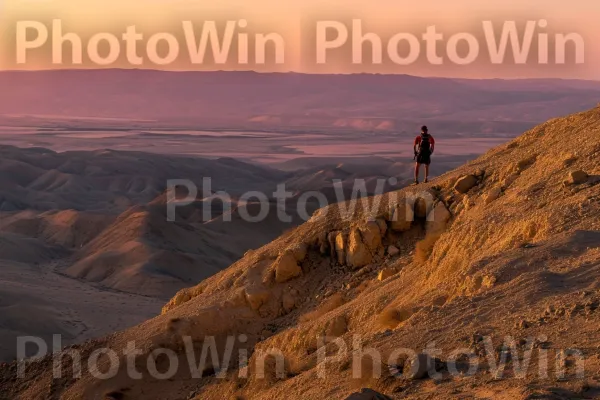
left=345, top=389, right=393, bottom=400
left=453, top=175, right=478, bottom=194
left=569, top=170, right=589, bottom=184
left=484, top=186, right=502, bottom=204
left=346, top=228, right=373, bottom=269
left=404, top=353, right=435, bottom=380
left=334, top=231, right=348, bottom=265
left=516, top=155, right=537, bottom=172
left=361, top=221, right=383, bottom=253
left=378, top=267, right=396, bottom=281
left=274, top=251, right=303, bottom=283
left=426, top=202, right=452, bottom=234
left=390, top=202, right=413, bottom=231
left=245, top=286, right=271, bottom=311
left=387, top=245, right=400, bottom=256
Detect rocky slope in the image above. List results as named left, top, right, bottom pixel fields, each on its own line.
left=1, top=107, right=600, bottom=399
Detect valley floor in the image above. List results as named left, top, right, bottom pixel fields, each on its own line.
left=0, top=259, right=162, bottom=362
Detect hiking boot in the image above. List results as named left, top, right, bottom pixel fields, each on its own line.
left=413, top=180, right=419, bottom=185
left=424, top=178, right=429, bottom=183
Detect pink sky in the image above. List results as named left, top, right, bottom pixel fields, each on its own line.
left=1, top=0, right=598, bottom=79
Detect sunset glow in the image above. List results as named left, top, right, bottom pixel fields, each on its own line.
left=1, top=0, right=599, bottom=79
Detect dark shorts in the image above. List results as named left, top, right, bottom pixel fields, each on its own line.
left=416, top=153, right=431, bottom=165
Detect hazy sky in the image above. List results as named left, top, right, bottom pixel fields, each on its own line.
left=1, top=0, right=598, bottom=79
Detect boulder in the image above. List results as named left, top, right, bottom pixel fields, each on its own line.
left=484, top=186, right=502, bottom=205
left=404, top=353, right=434, bottom=380
left=517, top=156, right=536, bottom=172
left=569, top=170, right=589, bottom=184
left=273, top=251, right=302, bottom=283
left=387, top=245, right=400, bottom=257
left=346, top=228, right=372, bottom=269
left=378, top=307, right=413, bottom=329
left=375, top=218, right=388, bottom=236
left=289, top=242, right=308, bottom=262
left=378, top=267, right=396, bottom=281
left=245, top=287, right=271, bottom=311
left=335, top=232, right=347, bottom=265
left=426, top=202, right=451, bottom=234
left=453, top=175, right=478, bottom=194
left=361, top=221, right=383, bottom=252
left=327, top=231, right=338, bottom=259
left=345, top=389, right=392, bottom=400
left=389, top=202, right=414, bottom=231
left=170, top=290, right=191, bottom=308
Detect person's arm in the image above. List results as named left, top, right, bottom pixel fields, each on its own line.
left=430, top=136, right=435, bottom=154
left=414, top=136, right=420, bottom=154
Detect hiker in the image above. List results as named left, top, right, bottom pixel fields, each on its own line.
left=413, top=125, right=435, bottom=184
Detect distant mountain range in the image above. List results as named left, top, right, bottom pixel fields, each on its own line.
left=3, top=69, right=600, bottom=132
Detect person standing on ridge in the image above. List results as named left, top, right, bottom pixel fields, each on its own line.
left=413, top=125, right=435, bottom=184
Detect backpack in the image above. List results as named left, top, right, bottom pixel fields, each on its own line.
left=418, top=133, right=432, bottom=155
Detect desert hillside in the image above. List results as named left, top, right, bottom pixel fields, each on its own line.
left=63, top=199, right=321, bottom=298
left=0, top=146, right=297, bottom=297
left=2, top=107, right=600, bottom=399
left=0, top=145, right=411, bottom=363
left=0, top=145, right=285, bottom=212
left=0, top=146, right=404, bottom=298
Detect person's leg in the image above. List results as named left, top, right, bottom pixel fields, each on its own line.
left=414, top=163, right=420, bottom=183
left=424, top=164, right=430, bottom=182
